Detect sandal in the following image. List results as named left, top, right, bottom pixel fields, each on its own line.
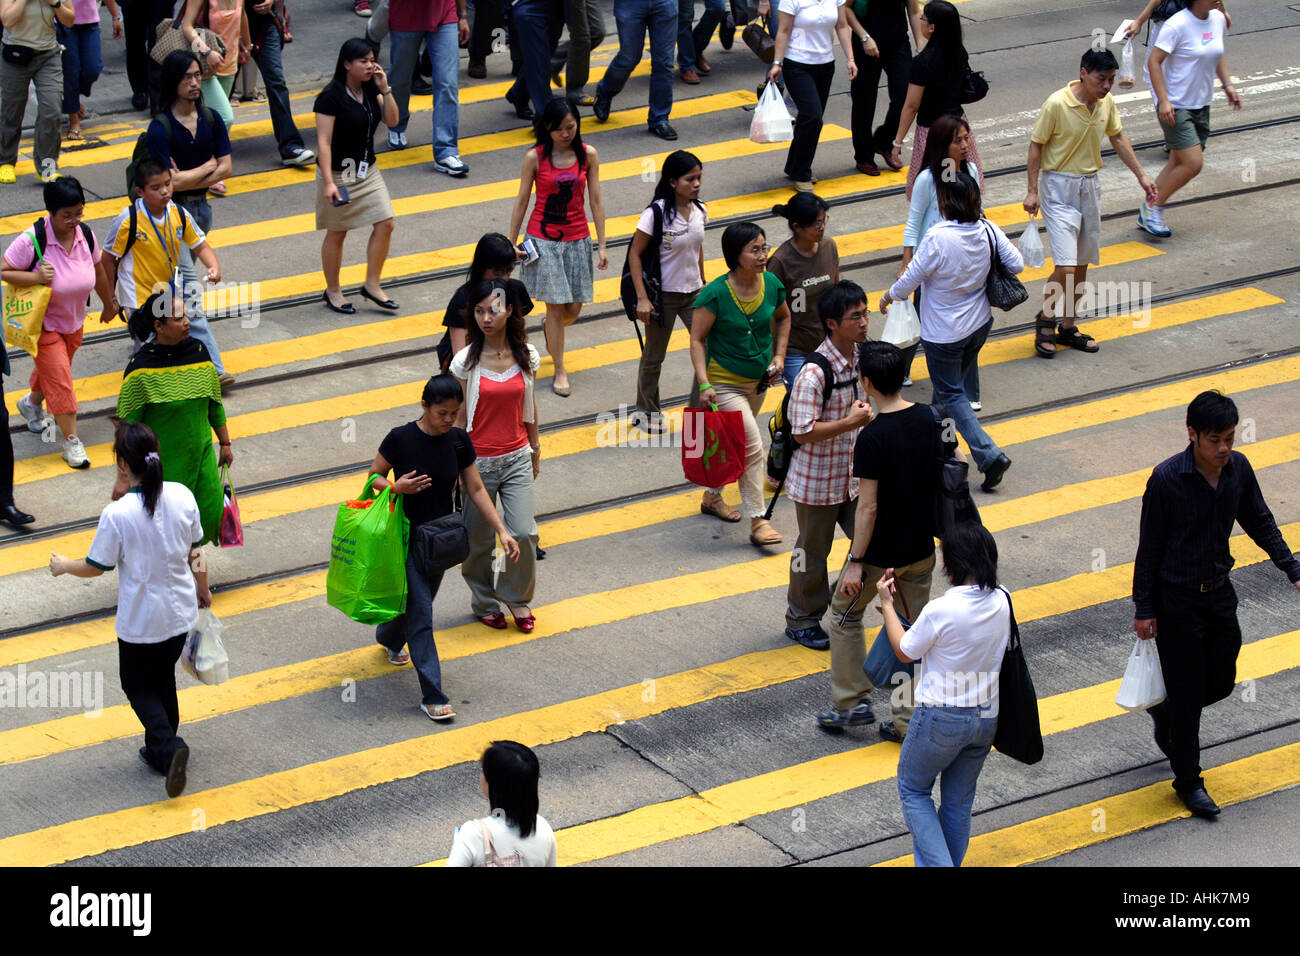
left=701, top=493, right=741, bottom=522
left=66, top=128, right=83, bottom=141
left=420, top=702, right=456, bottom=722
left=385, top=647, right=410, bottom=665
left=1034, top=311, right=1056, bottom=359
left=749, top=519, right=783, bottom=547
left=1056, top=323, right=1099, bottom=353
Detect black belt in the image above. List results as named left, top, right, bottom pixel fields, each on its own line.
left=1198, top=576, right=1230, bottom=593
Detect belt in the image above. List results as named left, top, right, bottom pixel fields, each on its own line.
left=1198, top=576, right=1229, bottom=593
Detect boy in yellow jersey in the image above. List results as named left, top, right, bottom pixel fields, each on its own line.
left=103, top=159, right=226, bottom=376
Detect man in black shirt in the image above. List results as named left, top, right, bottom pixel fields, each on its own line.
left=845, top=0, right=924, bottom=174
left=1133, top=391, right=1300, bottom=818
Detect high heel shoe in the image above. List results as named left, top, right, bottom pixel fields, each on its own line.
left=359, top=286, right=399, bottom=310
left=322, top=291, right=355, bottom=315
left=479, top=611, right=508, bottom=629
left=509, top=607, right=536, bottom=633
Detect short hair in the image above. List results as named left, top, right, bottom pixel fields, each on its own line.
left=1186, top=390, right=1238, bottom=434
left=43, top=176, right=85, bottom=214
left=856, top=339, right=905, bottom=395
left=940, top=522, right=999, bottom=590
left=936, top=170, right=982, bottom=223
left=481, top=741, right=541, bottom=838
left=720, top=221, right=764, bottom=270
left=421, top=373, right=463, bottom=407
left=817, top=280, right=867, bottom=334
left=1081, top=48, right=1119, bottom=73
left=134, top=158, right=170, bottom=190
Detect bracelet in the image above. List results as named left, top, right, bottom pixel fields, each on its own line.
left=378, top=88, right=392, bottom=95
left=219, top=442, right=232, bottom=447
left=892, top=140, right=904, bottom=149
left=847, top=553, right=867, bottom=564
left=698, top=381, right=713, bottom=391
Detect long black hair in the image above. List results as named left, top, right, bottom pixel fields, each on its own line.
left=113, top=420, right=166, bottom=517
left=464, top=278, right=531, bottom=374
left=327, top=37, right=381, bottom=100
left=534, top=96, right=586, bottom=171
left=922, top=1, right=969, bottom=73
left=466, top=233, right=519, bottom=286
left=158, top=50, right=202, bottom=114
left=921, top=114, right=972, bottom=186
left=649, top=150, right=704, bottom=227
left=482, top=741, right=541, bottom=839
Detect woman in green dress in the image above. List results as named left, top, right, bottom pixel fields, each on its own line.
left=119, top=290, right=234, bottom=544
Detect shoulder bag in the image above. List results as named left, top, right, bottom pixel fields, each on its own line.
left=620, top=200, right=665, bottom=327
left=929, top=404, right=981, bottom=539
left=742, top=14, right=776, bottom=64
left=960, top=67, right=989, bottom=104
left=992, top=587, right=1044, bottom=765
left=983, top=220, right=1028, bottom=311
left=411, top=486, right=470, bottom=580
left=152, top=13, right=228, bottom=79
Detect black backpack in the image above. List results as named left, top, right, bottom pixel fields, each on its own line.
left=112, top=200, right=192, bottom=268
left=763, top=352, right=856, bottom=519
left=620, top=200, right=664, bottom=324
left=124, top=108, right=218, bottom=197
left=25, top=218, right=94, bottom=271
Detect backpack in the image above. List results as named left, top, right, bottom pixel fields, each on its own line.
left=763, top=352, right=856, bottom=519
left=620, top=200, right=664, bottom=323
left=111, top=200, right=192, bottom=268
left=124, top=108, right=218, bottom=197
left=26, top=218, right=95, bottom=271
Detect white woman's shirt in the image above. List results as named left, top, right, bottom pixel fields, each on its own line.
left=1154, top=8, right=1227, bottom=110
left=446, top=809, right=558, bottom=867
left=779, top=0, right=845, bottom=65
left=899, top=585, right=1011, bottom=708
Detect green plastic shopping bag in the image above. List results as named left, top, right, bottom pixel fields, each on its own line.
left=326, top=475, right=410, bottom=625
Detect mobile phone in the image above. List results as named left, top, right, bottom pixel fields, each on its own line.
left=520, top=238, right=539, bottom=265
left=332, top=185, right=351, bottom=207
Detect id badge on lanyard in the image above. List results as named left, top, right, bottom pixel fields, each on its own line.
left=357, top=160, right=369, bottom=180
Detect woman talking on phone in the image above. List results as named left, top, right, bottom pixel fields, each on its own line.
left=314, top=37, right=400, bottom=316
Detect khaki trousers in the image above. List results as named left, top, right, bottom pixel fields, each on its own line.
left=787, top=497, right=856, bottom=630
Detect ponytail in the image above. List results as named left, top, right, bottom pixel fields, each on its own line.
left=113, top=420, right=165, bottom=517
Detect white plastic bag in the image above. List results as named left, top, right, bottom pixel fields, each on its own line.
left=880, top=296, right=921, bottom=349
left=1018, top=215, right=1046, bottom=270
left=1118, top=39, right=1136, bottom=89
left=181, top=609, right=230, bottom=685
left=1115, top=638, right=1166, bottom=711
left=750, top=81, right=793, bottom=144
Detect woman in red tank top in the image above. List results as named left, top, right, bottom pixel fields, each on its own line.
left=508, top=98, right=608, bottom=397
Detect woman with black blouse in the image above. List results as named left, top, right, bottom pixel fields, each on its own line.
left=315, top=38, right=400, bottom=315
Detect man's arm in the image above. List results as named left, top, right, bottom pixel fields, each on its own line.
left=839, top=478, right=879, bottom=598
left=1109, top=131, right=1159, bottom=205
left=1132, top=473, right=1169, bottom=636
left=1234, top=460, right=1300, bottom=587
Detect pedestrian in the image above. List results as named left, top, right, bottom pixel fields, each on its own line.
left=50, top=420, right=210, bottom=798
left=846, top=0, right=922, bottom=175
left=783, top=281, right=872, bottom=651
left=900, top=114, right=975, bottom=392
left=1024, top=49, right=1156, bottom=358
left=145, top=50, right=235, bottom=384
left=120, top=0, right=172, bottom=111
left=246, top=0, right=317, bottom=166
left=675, top=0, right=725, bottom=84
left=1, top=349, right=35, bottom=527
left=1133, top=390, right=1300, bottom=818
left=888, top=0, right=983, bottom=200
left=450, top=278, right=542, bottom=633
left=551, top=0, right=605, bottom=105
left=767, top=192, right=838, bottom=386
left=104, top=159, right=224, bottom=364
left=369, top=374, right=520, bottom=722
left=120, top=289, right=233, bottom=546
left=503, top=0, right=562, bottom=120
left=1139, top=0, right=1239, bottom=238
left=592, top=0, right=678, bottom=141
left=0, top=0, right=76, bottom=185
left=879, top=171, right=1020, bottom=492
left=447, top=741, right=557, bottom=865
left=818, top=339, right=946, bottom=739
left=4, top=177, right=115, bottom=470
left=314, top=37, right=400, bottom=316
left=469, top=0, right=515, bottom=79
left=508, top=97, right=607, bottom=397
left=385, top=0, right=470, bottom=177
left=689, top=221, right=790, bottom=543
left=59, top=0, right=121, bottom=140
left=230, top=51, right=262, bottom=104
left=179, top=0, right=243, bottom=141
left=767, top=0, right=856, bottom=192
left=628, top=149, right=706, bottom=433
left=1125, top=1, right=1232, bottom=134
left=880, top=521, right=1009, bottom=866
left=437, top=232, right=533, bottom=370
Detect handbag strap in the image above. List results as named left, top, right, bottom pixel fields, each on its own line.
left=477, top=818, right=496, bottom=865
left=998, top=585, right=1020, bottom=650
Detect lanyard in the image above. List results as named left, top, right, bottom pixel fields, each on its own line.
left=144, top=202, right=180, bottom=284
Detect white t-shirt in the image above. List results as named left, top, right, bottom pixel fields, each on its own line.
left=1154, top=8, right=1226, bottom=110
left=779, top=0, right=845, bottom=66
left=635, top=199, right=707, bottom=295
left=899, top=585, right=1011, bottom=708
left=446, top=809, right=557, bottom=867
left=86, top=482, right=203, bottom=644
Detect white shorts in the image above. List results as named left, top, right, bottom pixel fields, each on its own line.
left=1039, top=170, right=1102, bottom=267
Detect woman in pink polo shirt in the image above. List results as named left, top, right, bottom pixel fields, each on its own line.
left=3, top=176, right=115, bottom=469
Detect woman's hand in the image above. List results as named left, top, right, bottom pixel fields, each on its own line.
left=238, top=39, right=250, bottom=65
left=49, top=553, right=72, bottom=576
left=875, top=569, right=897, bottom=608
left=37, top=260, right=54, bottom=284
left=1157, top=98, right=1175, bottom=127
left=878, top=291, right=893, bottom=313
left=767, top=63, right=782, bottom=84
left=372, top=61, right=388, bottom=90
left=636, top=296, right=654, bottom=323
left=112, top=17, right=122, bottom=39
left=205, top=48, right=223, bottom=70
left=700, top=385, right=717, bottom=407
left=889, top=143, right=903, bottom=169
left=218, top=443, right=234, bottom=467
left=898, top=249, right=912, bottom=279
left=500, top=532, right=521, bottom=562
left=391, top=469, right=429, bottom=495
left=324, top=181, right=341, bottom=206
left=840, top=561, right=864, bottom=597
left=1224, top=83, right=1242, bottom=110
left=863, top=36, right=879, bottom=57
left=846, top=59, right=857, bottom=81
left=196, top=584, right=213, bottom=609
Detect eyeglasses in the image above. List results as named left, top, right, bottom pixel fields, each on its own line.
left=845, top=309, right=869, bottom=322
left=747, top=245, right=769, bottom=256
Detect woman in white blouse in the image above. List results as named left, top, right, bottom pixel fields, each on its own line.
left=447, top=741, right=557, bottom=867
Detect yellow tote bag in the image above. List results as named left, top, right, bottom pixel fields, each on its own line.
left=3, top=229, right=51, bottom=357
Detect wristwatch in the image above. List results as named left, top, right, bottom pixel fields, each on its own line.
left=773, top=59, right=783, bottom=67
left=847, top=553, right=867, bottom=564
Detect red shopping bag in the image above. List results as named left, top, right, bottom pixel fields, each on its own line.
left=218, top=464, right=243, bottom=547
left=681, top=404, right=746, bottom=488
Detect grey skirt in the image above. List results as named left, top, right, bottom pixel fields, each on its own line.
left=519, top=235, right=593, bottom=305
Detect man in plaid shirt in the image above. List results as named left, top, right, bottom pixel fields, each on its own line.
left=785, top=282, right=874, bottom=650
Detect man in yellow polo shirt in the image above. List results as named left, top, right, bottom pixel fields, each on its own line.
left=1023, top=48, right=1158, bottom=360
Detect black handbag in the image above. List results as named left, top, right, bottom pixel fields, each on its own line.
left=983, top=220, right=1028, bottom=312
left=411, top=490, right=469, bottom=579
left=929, top=404, right=981, bottom=539
left=2, top=44, right=37, bottom=66
left=992, top=587, right=1044, bottom=765
left=620, top=201, right=664, bottom=324
left=960, top=67, right=989, bottom=104
left=742, top=16, right=776, bottom=64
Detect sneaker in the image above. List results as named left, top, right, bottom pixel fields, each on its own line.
left=62, top=437, right=90, bottom=469
left=969, top=400, right=982, bottom=412
left=785, top=625, right=830, bottom=651
left=218, top=372, right=236, bottom=387
left=17, top=394, right=49, bottom=434
left=281, top=146, right=316, bottom=167
left=816, top=701, right=876, bottom=729
left=353, top=0, right=372, bottom=16
left=39, top=167, right=60, bottom=183
left=878, top=720, right=904, bottom=742
left=0, top=164, right=14, bottom=184
left=902, top=376, right=913, bottom=387
left=387, top=130, right=408, bottom=150
left=1137, top=201, right=1171, bottom=237
left=433, top=154, right=469, bottom=177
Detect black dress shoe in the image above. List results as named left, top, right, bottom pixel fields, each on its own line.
left=720, top=11, right=736, bottom=49
left=359, top=287, right=399, bottom=310
left=468, top=60, right=486, bottom=79
left=650, top=122, right=678, bottom=141
left=980, top=454, right=1012, bottom=492
left=1, top=502, right=35, bottom=527
left=131, top=92, right=149, bottom=111
left=165, top=745, right=190, bottom=798
left=593, top=93, right=611, bottom=122
left=1177, top=786, right=1221, bottom=819
left=322, top=291, right=356, bottom=315
left=412, top=76, right=433, bottom=96
left=504, top=85, right=533, bottom=120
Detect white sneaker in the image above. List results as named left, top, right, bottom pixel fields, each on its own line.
left=281, top=146, right=316, bottom=167
left=902, top=376, right=913, bottom=387
left=62, top=436, right=90, bottom=469
left=387, top=130, right=407, bottom=150
left=433, top=155, right=469, bottom=177
left=969, top=401, right=982, bottom=412
left=17, top=394, right=49, bottom=434
left=1137, top=201, right=1171, bottom=238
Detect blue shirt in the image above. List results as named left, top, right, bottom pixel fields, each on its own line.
left=903, top=162, right=979, bottom=248
left=145, top=107, right=232, bottom=198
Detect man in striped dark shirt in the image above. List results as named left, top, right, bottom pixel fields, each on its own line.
left=1132, top=391, right=1300, bottom=819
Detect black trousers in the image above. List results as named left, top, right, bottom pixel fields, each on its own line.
left=471, top=0, right=524, bottom=70
left=1150, top=583, right=1242, bottom=792
left=782, top=59, right=834, bottom=182
left=1, top=373, right=15, bottom=508
left=121, top=0, right=176, bottom=107
left=119, top=632, right=188, bottom=773
left=849, top=34, right=910, bottom=165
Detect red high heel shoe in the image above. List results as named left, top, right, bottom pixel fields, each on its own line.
left=478, top=611, right=507, bottom=629
left=509, top=608, right=536, bottom=633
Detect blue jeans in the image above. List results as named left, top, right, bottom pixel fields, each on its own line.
left=596, top=0, right=676, bottom=127
left=173, top=195, right=225, bottom=376
left=677, top=0, right=726, bottom=68
left=506, top=0, right=556, bottom=116
left=921, top=318, right=999, bottom=472
left=251, top=22, right=306, bottom=158
left=376, top=551, right=450, bottom=706
left=390, top=22, right=460, bottom=158
left=897, top=703, right=998, bottom=867
left=781, top=352, right=807, bottom=389
left=58, top=23, right=102, bottom=115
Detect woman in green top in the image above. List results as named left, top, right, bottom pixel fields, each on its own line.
left=690, top=221, right=790, bottom=547
left=119, top=290, right=234, bottom=545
